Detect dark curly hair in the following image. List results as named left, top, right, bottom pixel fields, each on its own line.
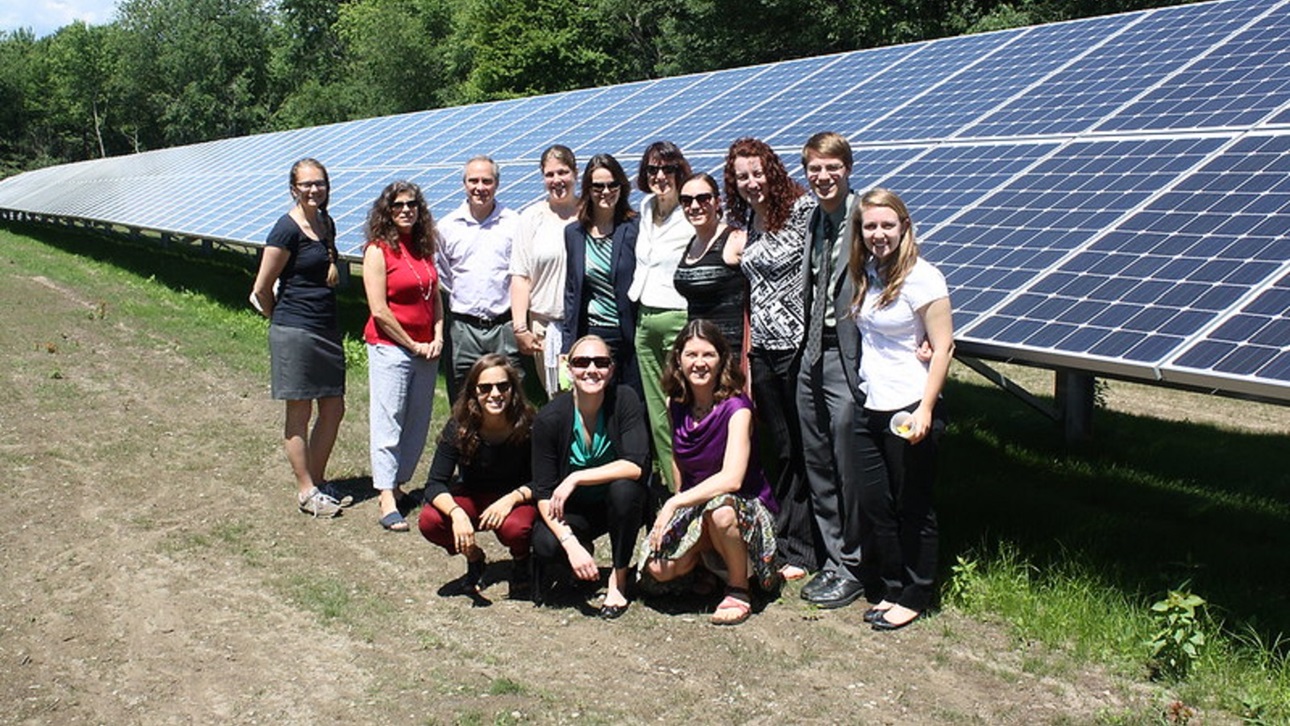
left=723, top=138, right=804, bottom=234
left=364, top=180, right=436, bottom=258
left=662, top=319, right=745, bottom=406
left=450, top=354, right=535, bottom=466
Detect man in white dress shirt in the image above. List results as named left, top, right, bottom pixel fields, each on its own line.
left=436, top=155, right=523, bottom=400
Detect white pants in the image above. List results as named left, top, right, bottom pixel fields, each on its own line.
left=368, top=343, right=439, bottom=491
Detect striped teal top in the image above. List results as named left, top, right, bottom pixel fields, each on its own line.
left=584, top=232, right=618, bottom=329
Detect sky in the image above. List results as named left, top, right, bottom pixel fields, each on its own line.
left=0, top=0, right=118, bottom=38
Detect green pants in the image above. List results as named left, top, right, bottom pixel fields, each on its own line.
left=635, top=306, right=688, bottom=490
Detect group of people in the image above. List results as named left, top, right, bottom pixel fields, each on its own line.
left=250, top=132, right=954, bottom=629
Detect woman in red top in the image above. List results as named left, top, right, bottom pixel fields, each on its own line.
left=363, top=181, right=444, bottom=531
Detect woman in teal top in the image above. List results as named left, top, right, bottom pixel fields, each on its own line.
left=531, top=335, right=650, bottom=618
left=560, top=154, right=642, bottom=395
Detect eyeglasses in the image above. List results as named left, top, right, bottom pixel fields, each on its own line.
left=569, top=355, right=613, bottom=370
left=646, top=164, right=679, bottom=176
left=590, top=181, right=621, bottom=193
left=475, top=381, right=513, bottom=395
left=391, top=200, right=417, bottom=211
left=296, top=180, right=328, bottom=190
left=679, top=193, right=715, bottom=207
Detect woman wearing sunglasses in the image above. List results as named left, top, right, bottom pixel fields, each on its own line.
left=418, top=355, right=538, bottom=598
left=530, top=335, right=650, bottom=618
left=673, top=173, right=748, bottom=359
left=362, top=181, right=444, bottom=531
left=628, top=141, right=693, bottom=492
left=560, top=154, right=642, bottom=395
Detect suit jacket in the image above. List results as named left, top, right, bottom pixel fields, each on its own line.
left=801, top=190, right=864, bottom=405
left=561, top=217, right=642, bottom=389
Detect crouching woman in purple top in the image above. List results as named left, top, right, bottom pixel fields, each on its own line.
left=640, top=319, right=779, bottom=625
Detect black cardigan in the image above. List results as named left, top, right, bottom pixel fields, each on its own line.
left=531, top=385, right=651, bottom=501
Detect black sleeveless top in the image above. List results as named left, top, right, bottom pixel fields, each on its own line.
left=673, top=228, right=747, bottom=353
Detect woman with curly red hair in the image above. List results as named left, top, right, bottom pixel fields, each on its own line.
left=724, top=138, right=820, bottom=582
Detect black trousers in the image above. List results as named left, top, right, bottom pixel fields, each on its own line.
left=855, top=404, right=945, bottom=612
left=749, top=346, right=819, bottom=571
left=532, top=478, right=645, bottom=570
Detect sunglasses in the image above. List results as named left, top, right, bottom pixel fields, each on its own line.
left=646, top=164, right=679, bottom=176
left=391, top=200, right=418, bottom=210
left=295, top=180, right=328, bottom=190
left=568, top=355, right=613, bottom=370
left=475, top=381, right=513, bottom=395
left=590, top=181, right=621, bottom=193
left=679, top=193, right=715, bottom=207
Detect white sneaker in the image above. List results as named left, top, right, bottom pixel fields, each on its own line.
left=298, top=487, right=342, bottom=518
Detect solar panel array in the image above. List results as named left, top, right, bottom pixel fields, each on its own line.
left=2, top=0, right=1289, bottom=403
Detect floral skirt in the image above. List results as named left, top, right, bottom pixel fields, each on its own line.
left=639, top=494, right=780, bottom=591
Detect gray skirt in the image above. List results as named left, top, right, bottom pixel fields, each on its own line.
left=269, top=324, right=346, bottom=400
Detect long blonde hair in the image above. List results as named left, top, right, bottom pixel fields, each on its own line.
left=848, top=188, right=919, bottom=311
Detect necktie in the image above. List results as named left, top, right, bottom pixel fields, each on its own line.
left=804, top=214, right=836, bottom=363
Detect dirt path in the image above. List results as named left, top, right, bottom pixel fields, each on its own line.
left=0, top=258, right=1165, bottom=724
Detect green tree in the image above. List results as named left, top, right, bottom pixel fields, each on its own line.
left=115, top=0, right=274, bottom=147
left=333, top=0, right=458, bottom=116
left=268, top=0, right=356, bottom=129
left=453, top=0, right=618, bottom=102
left=46, top=21, right=120, bottom=158
left=0, top=30, right=42, bottom=176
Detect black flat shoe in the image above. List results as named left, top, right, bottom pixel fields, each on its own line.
left=599, top=602, right=629, bottom=620
left=862, top=607, right=892, bottom=624
left=871, top=611, right=921, bottom=631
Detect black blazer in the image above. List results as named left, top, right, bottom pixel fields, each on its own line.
left=530, top=385, right=651, bottom=502
left=800, top=190, right=864, bottom=406
left=560, top=217, right=641, bottom=390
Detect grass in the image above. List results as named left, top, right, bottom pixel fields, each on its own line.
left=4, top=219, right=1289, bottom=722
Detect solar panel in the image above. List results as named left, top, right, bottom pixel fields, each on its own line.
left=2, top=0, right=1289, bottom=403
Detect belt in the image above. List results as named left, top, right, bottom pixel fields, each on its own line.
left=454, top=310, right=512, bottom=329
left=820, top=327, right=839, bottom=348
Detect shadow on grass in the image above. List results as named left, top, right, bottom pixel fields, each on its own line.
left=6, top=221, right=372, bottom=334
left=940, top=376, right=1290, bottom=641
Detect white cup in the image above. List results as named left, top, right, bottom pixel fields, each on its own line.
left=890, top=411, right=915, bottom=439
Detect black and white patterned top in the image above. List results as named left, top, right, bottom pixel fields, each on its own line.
left=739, top=195, right=817, bottom=351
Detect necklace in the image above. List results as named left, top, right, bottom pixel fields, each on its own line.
left=403, top=248, right=435, bottom=302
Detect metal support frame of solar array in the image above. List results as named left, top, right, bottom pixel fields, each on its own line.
left=2, top=0, right=1289, bottom=411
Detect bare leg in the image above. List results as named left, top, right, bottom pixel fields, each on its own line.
left=604, top=566, right=631, bottom=608
left=284, top=400, right=317, bottom=496
left=378, top=486, right=406, bottom=519
left=308, top=395, right=345, bottom=485
left=705, top=506, right=750, bottom=590
left=645, top=525, right=711, bottom=583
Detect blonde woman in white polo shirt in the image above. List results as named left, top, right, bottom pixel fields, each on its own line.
left=847, top=188, right=954, bottom=632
